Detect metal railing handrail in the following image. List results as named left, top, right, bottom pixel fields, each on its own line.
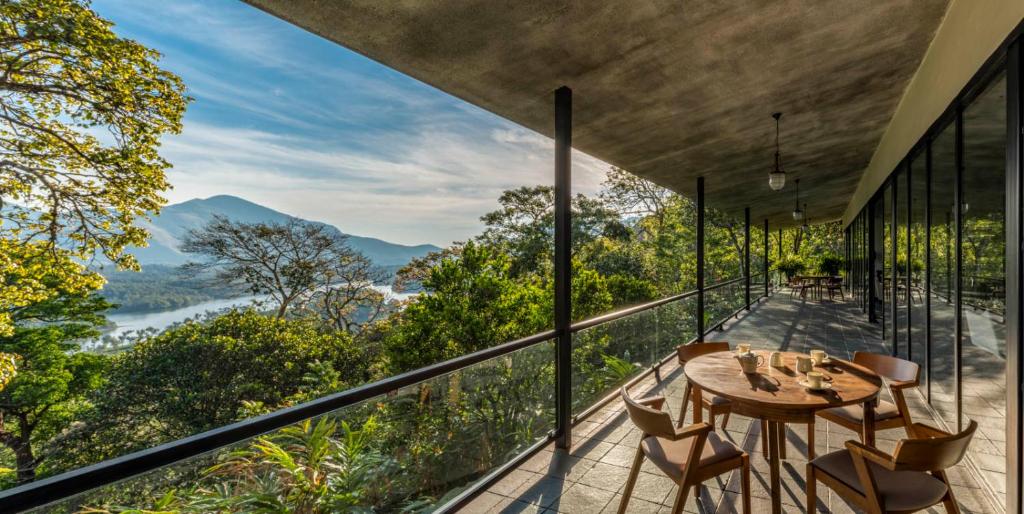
left=2, top=277, right=761, bottom=512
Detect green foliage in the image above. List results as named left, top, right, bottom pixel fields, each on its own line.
left=99, top=265, right=242, bottom=313
left=775, top=256, right=806, bottom=279
left=0, top=0, right=188, bottom=272
left=0, top=280, right=110, bottom=485
left=817, top=254, right=845, bottom=276
left=53, top=311, right=368, bottom=470
left=383, top=242, right=549, bottom=373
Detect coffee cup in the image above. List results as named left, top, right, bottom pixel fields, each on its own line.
left=807, top=371, right=824, bottom=389
left=810, top=349, right=829, bottom=365
left=736, top=343, right=751, bottom=355
left=796, top=355, right=813, bottom=373
left=769, top=351, right=783, bottom=367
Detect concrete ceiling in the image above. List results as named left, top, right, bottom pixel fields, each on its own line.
left=244, top=0, right=951, bottom=227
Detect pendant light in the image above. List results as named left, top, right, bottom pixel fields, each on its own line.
left=792, top=179, right=804, bottom=221
left=768, top=112, right=786, bottom=190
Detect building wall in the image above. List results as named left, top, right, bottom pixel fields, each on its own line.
left=843, top=0, right=1024, bottom=225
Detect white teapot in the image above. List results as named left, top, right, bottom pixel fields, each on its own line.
left=735, top=351, right=764, bottom=374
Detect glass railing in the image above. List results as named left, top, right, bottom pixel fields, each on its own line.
left=704, top=277, right=746, bottom=332
left=27, top=339, right=557, bottom=513
left=570, top=295, right=698, bottom=416
left=11, top=282, right=768, bottom=513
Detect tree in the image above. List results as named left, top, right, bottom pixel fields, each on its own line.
left=0, top=251, right=110, bottom=484
left=600, top=166, right=675, bottom=234
left=54, top=310, right=368, bottom=469
left=0, top=0, right=188, bottom=269
left=478, top=185, right=628, bottom=276
left=181, top=217, right=380, bottom=320
left=306, top=250, right=390, bottom=334
left=384, top=242, right=549, bottom=372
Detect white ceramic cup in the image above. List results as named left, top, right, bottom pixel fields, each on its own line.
left=736, top=343, right=751, bottom=355
left=796, top=355, right=814, bottom=373
left=807, top=371, right=824, bottom=389
left=810, top=349, right=829, bottom=365
left=769, top=351, right=783, bottom=367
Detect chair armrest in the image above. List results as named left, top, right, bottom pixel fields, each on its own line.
left=910, top=422, right=951, bottom=439
left=889, top=379, right=918, bottom=390
left=672, top=421, right=713, bottom=441
left=636, top=395, right=666, bottom=411
left=845, top=440, right=897, bottom=470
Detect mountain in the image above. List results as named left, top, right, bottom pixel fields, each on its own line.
left=129, top=195, right=440, bottom=267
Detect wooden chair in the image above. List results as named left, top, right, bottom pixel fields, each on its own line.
left=826, top=277, right=844, bottom=301
left=789, top=276, right=804, bottom=298
left=816, top=352, right=920, bottom=441
left=807, top=421, right=976, bottom=513
left=618, top=387, right=751, bottom=514
left=676, top=342, right=734, bottom=430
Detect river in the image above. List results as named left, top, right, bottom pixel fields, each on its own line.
left=101, top=285, right=417, bottom=339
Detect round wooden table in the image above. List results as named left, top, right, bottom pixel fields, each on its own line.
left=684, top=351, right=882, bottom=514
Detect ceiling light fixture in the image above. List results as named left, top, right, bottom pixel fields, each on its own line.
left=792, top=179, right=804, bottom=221
left=768, top=112, right=786, bottom=191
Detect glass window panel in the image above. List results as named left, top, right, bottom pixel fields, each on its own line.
left=895, top=169, right=909, bottom=358
left=910, top=154, right=928, bottom=374
left=960, top=70, right=1006, bottom=497
left=929, top=120, right=957, bottom=426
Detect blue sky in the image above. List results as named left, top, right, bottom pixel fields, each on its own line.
left=91, top=0, right=608, bottom=247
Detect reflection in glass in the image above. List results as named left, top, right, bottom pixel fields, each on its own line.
left=929, top=121, right=956, bottom=427
left=960, top=71, right=1006, bottom=498
left=895, top=168, right=908, bottom=358
left=910, top=155, right=928, bottom=374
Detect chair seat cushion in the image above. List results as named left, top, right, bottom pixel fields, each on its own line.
left=811, top=449, right=948, bottom=511
left=820, top=400, right=901, bottom=424
left=641, top=432, right=742, bottom=481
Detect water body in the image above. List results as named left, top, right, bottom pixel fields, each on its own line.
left=103, top=285, right=417, bottom=339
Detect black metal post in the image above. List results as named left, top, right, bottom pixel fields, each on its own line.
left=1005, top=37, right=1023, bottom=514
left=891, top=174, right=898, bottom=355
left=553, top=86, right=572, bottom=449
left=696, top=177, right=705, bottom=341
left=954, top=106, right=964, bottom=433
left=744, top=207, right=751, bottom=309
left=764, top=219, right=769, bottom=298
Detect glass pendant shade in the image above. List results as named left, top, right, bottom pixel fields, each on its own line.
left=768, top=112, right=786, bottom=191
left=792, top=208, right=804, bottom=221
left=769, top=170, right=786, bottom=190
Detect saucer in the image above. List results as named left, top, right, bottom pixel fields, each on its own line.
left=817, top=358, right=833, bottom=365
left=798, top=380, right=833, bottom=391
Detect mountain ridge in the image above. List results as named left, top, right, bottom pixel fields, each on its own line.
left=130, top=195, right=440, bottom=267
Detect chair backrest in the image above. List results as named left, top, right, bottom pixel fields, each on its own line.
left=853, top=351, right=919, bottom=384
left=621, top=387, right=675, bottom=438
left=893, top=420, right=978, bottom=472
left=676, top=341, right=730, bottom=364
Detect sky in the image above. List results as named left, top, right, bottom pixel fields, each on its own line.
left=91, top=0, right=610, bottom=247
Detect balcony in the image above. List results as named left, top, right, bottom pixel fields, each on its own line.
left=462, top=293, right=1001, bottom=514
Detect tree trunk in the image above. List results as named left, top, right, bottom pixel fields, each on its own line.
left=0, top=422, right=36, bottom=484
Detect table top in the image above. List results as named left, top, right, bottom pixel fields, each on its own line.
left=683, top=351, right=882, bottom=416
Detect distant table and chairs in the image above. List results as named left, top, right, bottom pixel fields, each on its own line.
left=618, top=341, right=978, bottom=514
left=788, top=275, right=844, bottom=301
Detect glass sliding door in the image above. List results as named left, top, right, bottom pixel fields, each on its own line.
left=960, top=70, right=1007, bottom=499
left=895, top=168, right=909, bottom=358
left=910, top=153, right=928, bottom=374
left=930, top=121, right=958, bottom=427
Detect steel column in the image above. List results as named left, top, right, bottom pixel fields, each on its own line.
left=906, top=161, right=912, bottom=362
left=1005, top=38, right=1023, bottom=514
left=553, top=86, right=572, bottom=449
left=764, top=219, right=770, bottom=298
left=696, top=177, right=705, bottom=342
left=744, top=207, right=751, bottom=309
left=869, top=199, right=878, bottom=323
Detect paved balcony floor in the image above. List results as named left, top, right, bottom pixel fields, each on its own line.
left=461, top=293, right=1003, bottom=513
